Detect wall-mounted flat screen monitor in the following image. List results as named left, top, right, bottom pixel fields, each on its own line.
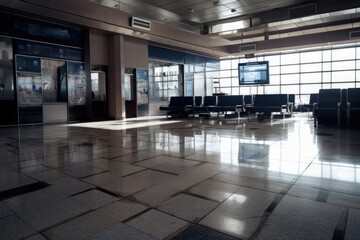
left=238, top=61, right=269, bottom=85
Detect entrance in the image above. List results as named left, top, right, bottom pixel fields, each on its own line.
left=91, top=67, right=108, bottom=120
left=148, top=61, right=183, bottom=115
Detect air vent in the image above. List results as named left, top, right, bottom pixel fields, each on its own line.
left=289, top=3, right=317, bottom=19
left=239, top=44, right=256, bottom=52
left=130, top=17, right=151, bottom=31
left=349, top=30, right=360, bottom=40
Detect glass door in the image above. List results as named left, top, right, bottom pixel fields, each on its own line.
left=91, top=69, right=108, bottom=120
left=148, top=61, right=182, bottom=115
left=41, top=59, right=68, bottom=123
left=0, top=37, right=17, bottom=125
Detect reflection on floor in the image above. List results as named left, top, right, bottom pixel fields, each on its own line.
left=1, top=113, right=360, bottom=240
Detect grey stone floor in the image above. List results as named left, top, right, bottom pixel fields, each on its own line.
left=1, top=113, right=360, bottom=239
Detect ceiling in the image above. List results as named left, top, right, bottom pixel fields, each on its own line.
left=88, top=0, right=360, bottom=47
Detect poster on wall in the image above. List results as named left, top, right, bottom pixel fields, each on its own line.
left=16, top=56, right=42, bottom=106
left=136, top=69, right=149, bottom=105
left=41, top=59, right=67, bottom=102
left=17, top=72, right=42, bottom=106
left=67, top=62, right=86, bottom=105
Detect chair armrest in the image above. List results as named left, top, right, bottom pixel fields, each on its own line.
left=235, top=105, right=244, bottom=112
left=185, top=105, right=193, bottom=111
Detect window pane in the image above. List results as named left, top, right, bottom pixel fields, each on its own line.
left=194, top=73, right=205, bottom=96
left=300, top=73, right=322, bottom=83
left=281, top=53, right=299, bottom=65
left=232, top=69, right=238, bottom=77
left=281, top=74, right=299, bottom=84
left=250, top=86, right=258, bottom=94
left=265, top=55, right=280, bottom=66
left=332, top=48, right=355, bottom=61
left=220, top=78, right=232, bottom=86
left=281, top=65, right=299, bottom=74
left=231, top=59, right=239, bottom=69
left=220, top=70, right=231, bottom=78
left=300, top=51, right=322, bottom=63
left=220, top=60, right=231, bottom=69
left=264, top=85, right=280, bottom=94
left=195, top=65, right=204, bottom=72
left=239, top=86, right=250, bottom=95
left=231, top=77, right=238, bottom=85
left=323, top=72, right=331, bottom=83
left=300, top=63, right=322, bottom=73
left=257, top=87, right=264, bottom=94
left=332, top=71, right=355, bottom=82
left=301, top=84, right=321, bottom=94
left=270, top=66, right=280, bottom=75
left=281, top=85, right=299, bottom=94
left=323, top=62, right=331, bottom=71
left=270, top=75, right=280, bottom=85
left=323, top=50, right=331, bottom=61
left=221, top=87, right=231, bottom=95
left=232, top=87, right=240, bottom=95
left=332, top=82, right=355, bottom=89
left=332, top=61, right=355, bottom=71
left=322, top=84, right=331, bottom=89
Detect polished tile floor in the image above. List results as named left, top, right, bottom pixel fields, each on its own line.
left=1, top=113, right=360, bottom=239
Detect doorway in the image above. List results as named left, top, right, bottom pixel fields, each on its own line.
left=148, top=61, right=183, bottom=115
left=91, top=66, right=108, bottom=121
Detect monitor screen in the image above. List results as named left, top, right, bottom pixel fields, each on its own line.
left=238, top=61, right=269, bottom=85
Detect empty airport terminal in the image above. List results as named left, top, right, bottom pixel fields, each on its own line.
left=1, top=0, right=360, bottom=239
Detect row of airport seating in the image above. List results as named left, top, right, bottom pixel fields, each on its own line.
left=159, top=94, right=294, bottom=119
left=314, top=88, right=360, bottom=127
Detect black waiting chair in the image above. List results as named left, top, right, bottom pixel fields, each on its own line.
left=193, top=96, right=217, bottom=116
left=346, top=88, right=360, bottom=126
left=303, top=93, right=318, bottom=118
left=314, top=89, right=341, bottom=127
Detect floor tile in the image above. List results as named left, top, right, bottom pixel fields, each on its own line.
left=256, top=196, right=345, bottom=240
left=24, top=234, right=48, bottom=240
left=135, top=155, right=200, bottom=174
left=200, top=187, right=279, bottom=239
left=61, top=162, right=107, bottom=178
left=171, top=225, right=239, bottom=240
left=0, top=114, right=360, bottom=239
left=44, top=199, right=148, bottom=240
left=87, top=222, right=156, bottom=240
left=345, top=208, right=360, bottom=240
left=287, top=185, right=319, bottom=201
left=158, top=193, right=219, bottom=222
left=112, top=150, right=162, bottom=163
left=187, top=179, right=239, bottom=202
left=327, top=191, right=360, bottom=208
left=127, top=209, right=188, bottom=239
left=0, top=201, right=14, bottom=218
left=213, top=172, right=290, bottom=194
left=133, top=163, right=226, bottom=206
left=84, top=169, right=175, bottom=197
left=0, top=215, right=36, bottom=240
left=95, top=147, right=137, bottom=159
left=0, top=169, right=38, bottom=192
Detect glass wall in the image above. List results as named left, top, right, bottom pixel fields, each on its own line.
left=217, top=43, right=360, bottom=105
